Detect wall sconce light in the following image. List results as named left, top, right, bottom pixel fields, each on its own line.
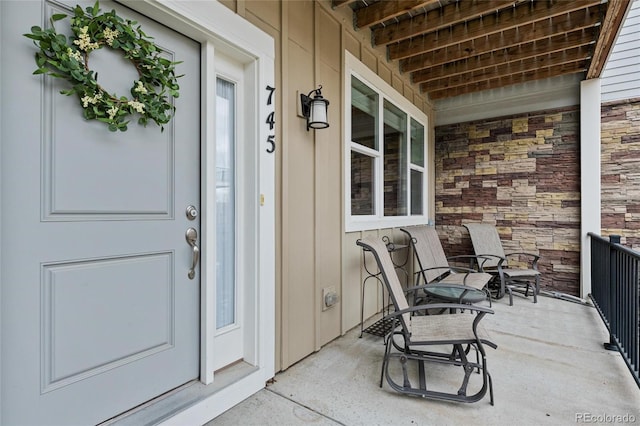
left=300, top=85, right=330, bottom=131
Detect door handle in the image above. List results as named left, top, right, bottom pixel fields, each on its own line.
left=185, top=227, right=199, bottom=279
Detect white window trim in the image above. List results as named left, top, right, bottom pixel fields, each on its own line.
left=344, top=51, right=429, bottom=232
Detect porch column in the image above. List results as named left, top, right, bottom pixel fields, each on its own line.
left=580, top=78, right=601, bottom=299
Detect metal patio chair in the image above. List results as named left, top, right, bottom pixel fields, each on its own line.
left=400, top=225, right=493, bottom=306
left=356, top=236, right=497, bottom=405
left=464, top=223, right=541, bottom=306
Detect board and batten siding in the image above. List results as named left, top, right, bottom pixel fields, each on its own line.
left=601, top=0, right=640, bottom=102
left=221, top=0, right=432, bottom=371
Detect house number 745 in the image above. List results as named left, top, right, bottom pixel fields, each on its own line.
left=265, top=85, right=275, bottom=153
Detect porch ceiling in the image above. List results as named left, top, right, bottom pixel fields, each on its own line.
left=333, top=0, right=632, bottom=100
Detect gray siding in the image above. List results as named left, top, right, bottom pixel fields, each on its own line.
left=602, top=0, right=640, bottom=102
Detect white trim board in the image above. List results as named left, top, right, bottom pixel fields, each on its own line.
left=434, top=74, right=582, bottom=126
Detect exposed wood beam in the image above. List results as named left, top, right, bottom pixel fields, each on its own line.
left=587, top=0, right=631, bottom=78
left=420, top=46, right=591, bottom=92
left=373, top=0, right=515, bottom=44
left=388, top=0, right=601, bottom=60
left=332, top=0, right=358, bottom=8
left=399, top=5, right=602, bottom=70
left=340, top=0, right=619, bottom=100
left=355, top=0, right=440, bottom=29
left=411, top=29, right=595, bottom=83
left=426, top=61, right=588, bottom=99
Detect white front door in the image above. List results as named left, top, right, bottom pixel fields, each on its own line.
left=1, top=1, right=201, bottom=424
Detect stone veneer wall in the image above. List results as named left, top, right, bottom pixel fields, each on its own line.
left=601, top=98, right=640, bottom=249
left=434, top=106, right=581, bottom=296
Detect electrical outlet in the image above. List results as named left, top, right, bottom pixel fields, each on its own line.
left=322, top=286, right=338, bottom=311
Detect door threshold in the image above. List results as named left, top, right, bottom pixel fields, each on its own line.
left=101, top=361, right=259, bottom=426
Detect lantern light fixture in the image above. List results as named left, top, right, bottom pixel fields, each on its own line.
left=300, top=85, right=330, bottom=131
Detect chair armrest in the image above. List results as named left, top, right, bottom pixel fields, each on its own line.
left=384, top=302, right=494, bottom=317
left=505, top=252, right=540, bottom=268
left=384, top=302, right=498, bottom=349
left=413, top=265, right=481, bottom=287
left=412, top=265, right=458, bottom=282
left=415, top=265, right=483, bottom=275
left=446, top=265, right=483, bottom=274
left=446, top=254, right=488, bottom=270
left=474, top=254, right=506, bottom=271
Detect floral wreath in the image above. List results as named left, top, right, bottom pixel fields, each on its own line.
left=24, top=1, right=182, bottom=132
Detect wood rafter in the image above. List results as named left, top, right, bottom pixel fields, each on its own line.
left=332, top=0, right=359, bottom=8
left=373, top=0, right=517, bottom=46
left=419, top=45, right=592, bottom=92
left=355, top=0, right=441, bottom=29
left=342, top=0, right=631, bottom=100
left=401, top=6, right=602, bottom=72
left=411, top=31, right=596, bottom=84
left=388, top=0, right=602, bottom=60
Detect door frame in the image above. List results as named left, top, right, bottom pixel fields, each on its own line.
left=0, top=0, right=275, bottom=423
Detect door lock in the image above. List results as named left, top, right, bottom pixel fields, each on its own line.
left=186, top=205, right=198, bottom=220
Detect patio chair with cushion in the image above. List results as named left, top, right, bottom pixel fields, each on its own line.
left=356, top=236, right=497, bottom=405
left=464, top=223, right=541, bottom=306
left=400, top=226, right=493, bottom=306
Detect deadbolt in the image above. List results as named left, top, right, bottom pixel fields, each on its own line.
left=186, top=205, right=198, bottom=220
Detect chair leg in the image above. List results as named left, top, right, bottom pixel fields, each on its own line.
left=400, top=356, right=411, bottom=388
left=360, top=278, right=366, bottom=337
left=455, top=345, right=473, bottom=397
left=380, top=334, right=393, bottom=388
left=488, top=371, right=494, bottom=406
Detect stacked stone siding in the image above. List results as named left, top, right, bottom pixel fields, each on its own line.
left=435, top=106, right=581, bottom=295
left=601, top=98, right=640, bottom=248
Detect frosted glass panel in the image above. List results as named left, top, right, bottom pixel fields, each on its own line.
left=216, top=78, right=236, bottom=329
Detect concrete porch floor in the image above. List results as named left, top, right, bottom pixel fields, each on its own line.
left=208, top=295, right=640, bottom=426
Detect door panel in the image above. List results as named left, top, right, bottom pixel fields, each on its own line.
left=43, top=124, right=174, bottom=217
left=1, top=1, right=200, bottom=424
left=42, top=253, right=174, bottom=392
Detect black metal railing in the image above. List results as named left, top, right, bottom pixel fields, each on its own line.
left=589, top=233, right=640, bottom=388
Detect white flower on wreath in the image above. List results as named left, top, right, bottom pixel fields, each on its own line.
left=128, top=100, right=145, bottom=113
left=73, top=26, right=99, bottom=51
left=134, top=81, right=147, bottom=95
left=102, top=27, right=120, bottom=46
left=67, top=47, right=83, bottom=63
left=81, top=92, right=103, bottom=108
left=107, top=105, right=119, bottom=119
